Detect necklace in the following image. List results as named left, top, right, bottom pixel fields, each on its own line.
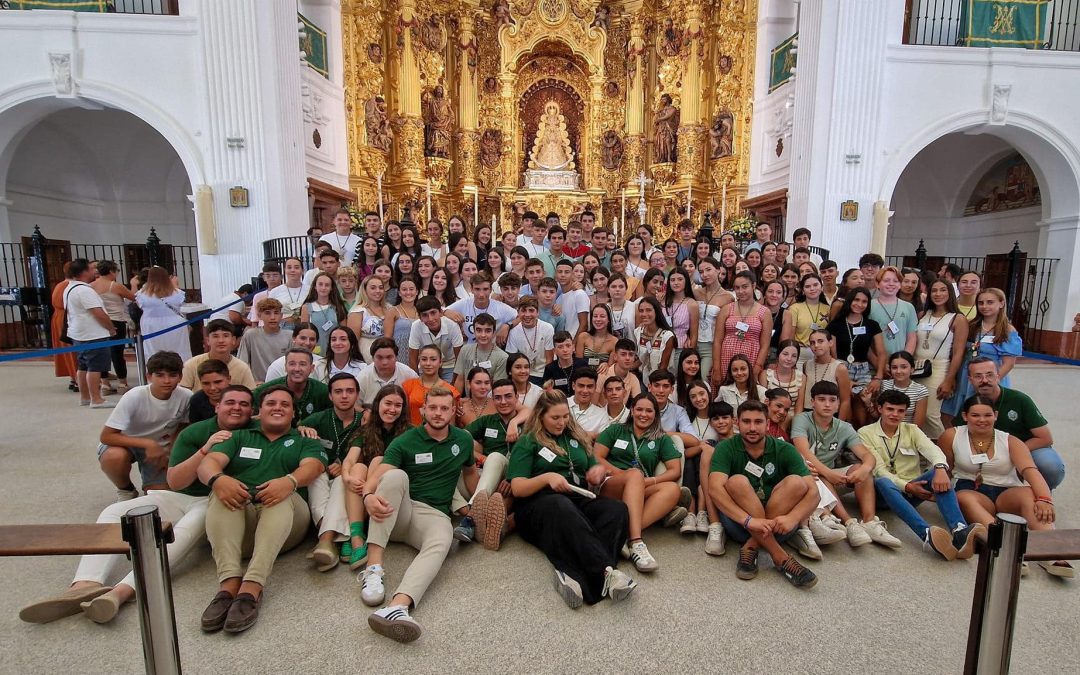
left=844, top=317, right=863, bottom=364
left=922, top=312, right=949, bottom=349
left=397, top=304, right=417, bottom=320
left=522, top=323, right=539, bottom=353
left=467, top=397, right=489, bottom=418
left=332, top=410, right=363, bottom=457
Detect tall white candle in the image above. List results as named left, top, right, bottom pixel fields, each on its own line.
left=687, top=183, right=692, bottom=220
left=376, top=173, right=384, bottom=222
left=473, top=187, right=479, bottom=231
left=721, top=180, right=727, bottom=229
left=426, top=178, right=432, bottom=221
left=621, top=188, right=626, bottom=229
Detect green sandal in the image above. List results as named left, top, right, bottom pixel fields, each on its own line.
left=348, top=521, right=368, bottom=570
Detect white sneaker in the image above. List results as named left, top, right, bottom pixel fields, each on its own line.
left=359, top=565, right=385, bottom=606
left=619, top=542, right=631, bottom=560
left=695, top=510, right=709, bottom=533
left=822, top=513, right=846, bottom=533
left=793, top=527, right=823, bottom=560
left=705, top=522, right=726, bottom=556
left=679, top=513, right=698, bottom=535
left=808, top=515, right=846, bottom=545
left=116, top=488, right=138, bottom=503
left=601, top=566, right=637, bottom=602
left=863, top=517, right=903, bottom=549
left=629, top=540, right=659, bottom=572
left=368, top=604, right=422, bottom=643
left=552, top=570, right=583, bottom=609
left=845, top=519, right=872, bottom=547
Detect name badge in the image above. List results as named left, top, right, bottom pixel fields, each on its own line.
left=900, top=447, right=917, bottom=456
left=735, top=321, right=750, bottom=332
left=745, top=461, right=764, bottom=477
left=614, top=439, right=629, bottom=449
left=980, top=335, right=995, bottom=344
left=319, top=439, right=333, bottom=449
left=810, top=323, right=821, bottom=330
left=887, top=321, right=900, bottom=335
left=477, top=360, right=492, bottom=369
left=321, top=320, right=335, bottom=332
left=970, top=453, right=990, bottom=465
left=415, top=452, right=433, bottom=464
left=484, top=427, right=499, bottom=438
left=239, top=446, right=262, bottom=460
left=588, top=358, right=600, bottom=366
left=554, top=378, right=568, bottom=386
left=853, top=326, right=867, bottom=336
left=538, top=447, right=557, bottom=463
left=921, top=323, right=935, bottom=332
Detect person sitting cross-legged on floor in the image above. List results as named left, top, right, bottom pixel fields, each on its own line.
left=940, top=395, right=1072, bottom=578
left=359, top=385, right=478, bottom=643
left=19, top=385, right=257, bottom=625
left=858, top=389, right=985, bottom=561
left=790, top=381, right=902, bottom=559
left=98, top=351, right=192, bottom=501
left=593, top=393, right=683, bottom=573
left=196, top=385, right=326, bottom=634
left=708, top=400, right=820, bottom=588
left=509, top=390, right=636, bottom=608
left=298, top=373, right=365, bottom=572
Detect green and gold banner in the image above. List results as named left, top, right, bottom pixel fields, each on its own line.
left=960, top=0, right=1049, bottom=49
left=769, top=33, right=797, bottom=93
left=299, top=12, right=328, bottom=79
left=3, top=0, right=112, bottom=10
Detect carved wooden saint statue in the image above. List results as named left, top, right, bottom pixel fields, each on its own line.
left=601, top=130, right=624, bottom=170
left=709, top=112, right=734, bottom=159
left=422, top=85, right=453, bottom=158
left=365, top=95, right=393, bottom=152
left=480, top=129, right=502, bottom=169
left=653, top=94, right=680, bottom=163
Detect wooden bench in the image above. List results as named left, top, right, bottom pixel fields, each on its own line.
left=0, top=523, right=173, bottom=557
left=1024, top=529, right=1080, bottom=562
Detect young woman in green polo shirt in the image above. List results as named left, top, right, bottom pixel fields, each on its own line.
left=340, top=384, right=411, bottom=569
left=508, top=391, right=637, bottom=608
left=593, top=393, right=683, bottom=573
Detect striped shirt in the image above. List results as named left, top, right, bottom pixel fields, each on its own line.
left=880, top=379, right=929, bottom=423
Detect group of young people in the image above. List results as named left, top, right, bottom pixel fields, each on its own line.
left=28, top=211, right=1069, bottom=644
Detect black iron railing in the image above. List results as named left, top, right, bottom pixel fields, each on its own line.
left=904, top=0, right=1080, bottom=51
left=262, top=236, right=317, bottom=272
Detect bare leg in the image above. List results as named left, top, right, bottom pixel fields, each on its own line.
left=601, top=470, right=645, bottom=540
left=344, top=464, right=369, bottom=550
left=957, top=490, right=997, bottom=528
left=641, top=482, right=680, bottom=530
left=724, top=475, right=785, bottom=560
left=98, top=446, right=134, bottom=489
left=87, top=371, right=105, bottom=405
left=77, top=370, right=91, bottom=404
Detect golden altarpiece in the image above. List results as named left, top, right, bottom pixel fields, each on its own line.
left=343, top=0, right=756, bottom=241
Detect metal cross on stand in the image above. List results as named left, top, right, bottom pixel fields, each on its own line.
left=636, top=171, right=652, bottom=226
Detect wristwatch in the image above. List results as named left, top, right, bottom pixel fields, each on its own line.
left=933, top=463, right=949, bottom=471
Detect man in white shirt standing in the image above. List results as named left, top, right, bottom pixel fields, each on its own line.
left=567, top=368, right=608, bottom=438
left=319, top=208, right=362, bottom=265
left=357, top=338, right=418, bottom=400
left=554, top=260, right=590, bottom=335
left=64, top=258, right=118, bottom=408
left=444, top=272, right=516, bottom=343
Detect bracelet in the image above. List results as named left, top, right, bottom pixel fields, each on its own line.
left=285, top=474, right=299, bottom=492
left=1035, top=496, right=1054, bottom=505
left=743, top=514, right=752, bottom=528
left=207, top=472, right=224, bottom=489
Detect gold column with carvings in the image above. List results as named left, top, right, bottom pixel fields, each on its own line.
left=392, top=0, right=424, bottom=187
left=456, top=3, right=481, bottom=192
left=677, top=0, right=705, bottom=187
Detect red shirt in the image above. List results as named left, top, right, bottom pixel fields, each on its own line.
left=767, top=419, right=790, bottom=442
left=563, top=243, right=591, bottom=259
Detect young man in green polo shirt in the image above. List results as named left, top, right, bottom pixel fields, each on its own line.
left=196, top=386, right=327, bottom=633
left=253, top=347, right=330, bottom=418
left=360, top=386, right=480, bottom=643
left=790, top=381, right=902, bottom=554
left=966, top=357, right=1065, bottom=490
left=299, top=373, right=365, bottom=572
left=19, top=385, right=256, bottom=626
left=708, top=400, right=820, bottom=588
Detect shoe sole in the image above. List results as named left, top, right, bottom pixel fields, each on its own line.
left=632, top=558, right=659, bottom=573
left=1040, top=562, right=1076, bottom=578
left=452, top=529, right=474, bottom=543
left=552, top=570, right=583, bottom=609
left=472, top=490, right=489, bottom=543
left=80, top=596, right=120, bottom=624
left=312, top=549, right=339, bottom=572
left=871, top=537, right=904, bottom=550
left=847, top=533, right=872, bottom=548
left=929, top=527, right=958, bottom=561
left=793, top=543, right=823, bottom=561
left=955, top=524, right=987, bottom=560
left=663, top=507, right=688, bottom=528
left=705, top=543, right=726, bottom=556
left=736, top=567, right=758, bottom=580
left=368, top=614, right=422, bottom=643
left=223, top=616, right=258, bottom=634
left=678, top=486, right=692, bottom=509
left=679, top=524, right=697, bottom=535
left=607, top=580, right=637, bottom=602
left=19, top=586, right=113, bottom=624
left=481, top=493, right=506, bottom=551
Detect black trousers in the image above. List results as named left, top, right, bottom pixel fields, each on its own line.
left=514, top=490, right=628, bottom=604
left=110, top=321, right=128, bottom=380
left=683, top=450, right=701, bottom=498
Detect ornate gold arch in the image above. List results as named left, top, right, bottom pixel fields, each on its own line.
left=500, top=2, right=606, bottom=76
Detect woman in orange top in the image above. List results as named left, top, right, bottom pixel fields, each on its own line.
left=401, top=344, right=460, bottom=425
left=51, top=262, right=78, bottom=388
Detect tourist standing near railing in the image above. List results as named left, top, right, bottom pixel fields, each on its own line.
left=136, top=266, right=191, bottom=362
left=90, top=261, right=136, bottom=394
left=51, top=261, right=80, bottom=392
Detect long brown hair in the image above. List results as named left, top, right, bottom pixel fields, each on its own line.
left=969, top=288, right=1011, bottom=345
left=923, top=279, right=959, bottom=316
left=141, top=266, right=174, bottom=298
left=302, top=271, right=347, bottom=319
left=350, top=384, right=410, bottom=465
left=521, top=390, right=592, bottom=457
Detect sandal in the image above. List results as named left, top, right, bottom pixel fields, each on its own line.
left=348, top=521, right=368, bottom=570
left=1040, top=560, right=1075, bottom=579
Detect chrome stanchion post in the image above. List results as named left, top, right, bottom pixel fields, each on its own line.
left=121, top=505, right=181, bottom=675
left=135, top=331, right=148, bottom=387
left=964, top=513, right=1028, bottom=675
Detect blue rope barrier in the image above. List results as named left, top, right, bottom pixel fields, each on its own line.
left=0, top=293, right=257, bottom=364
left=1022, top=350, right=1080, bottom=367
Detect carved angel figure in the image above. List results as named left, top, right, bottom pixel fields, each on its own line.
left=592, top=5, right=610, bottom=32
left=365, top=95, right=393, bottom=153
left=493, top=0, right=514, bottom=26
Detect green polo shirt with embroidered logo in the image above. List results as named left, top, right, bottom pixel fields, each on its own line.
left=253, top=377, right=330, bottom=418
left=170, top=417, right=260, bottom=497
left=467, top=414, right=514, bottom=456
left=596, top=424, right=680, bottom=472
left=382, top=425, right=475, bottom=515
left=507, top=431, right=596, bottom=484
left=211, top=427, right=327, bottom=496
left=301, top=409, right=363, bottom=464
left=710, top=435, right=809, bottom=502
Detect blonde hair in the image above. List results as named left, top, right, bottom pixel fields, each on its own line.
left=336, top=266, right=358, bottom=281
left=875, top=265, right=903, bottom=284
left=358, top=274, right=387, bottom=310
left=522, top=390, right=592, bottom=457
left=141, top=266, right=173, bottom=298
left=971, top=287, right=1012, bottom=344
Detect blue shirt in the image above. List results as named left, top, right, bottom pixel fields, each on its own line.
left=659, top=402, right=695, bottom=435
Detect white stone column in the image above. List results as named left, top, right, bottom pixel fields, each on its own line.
left=1037, top=215, right=1080, bottom=334
left=192, top=0, right=309, bottom=298
left=786, top=0, right=905, bottom=268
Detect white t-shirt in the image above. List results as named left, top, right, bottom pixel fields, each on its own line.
left=519, top=239, right=548, bottom=259
left=104, top=385, right=192, bottom=449
left=319, top=231, right=361, bottom=265
left=357, top=362, right=418, bottom=401
left=264, top=354, right=327, bottom=383
left=569, top=398, right=608, bottom=434
left=268, top=283, right=309, bottom=319
left=505, top=321, right=555, bottom=377
left=208, top=293, right=246, bottom=322
left=421, top=243, right=447, bottom=261
left=64, top=281, right=110, bottom=341
left=408, top=317, right=465, bottom=369
left=609, top=299, right=638, bottom=340
left=556, top=289, right=590, bottom=335
left=446, top=297, right=518, bottom=342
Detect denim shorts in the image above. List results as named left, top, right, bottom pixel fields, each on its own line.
left=847, top=361, right=872, bottom=393
left=97, top=442, right=168, bottom=488
left=954, top=478, right=1011, bottom=503
left=74, top=339, right=112, bottom=373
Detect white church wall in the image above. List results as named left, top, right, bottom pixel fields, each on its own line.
left=748, top=0, right=797, bottom=197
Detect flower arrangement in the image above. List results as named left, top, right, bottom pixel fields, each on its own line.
left=727, top=215, right=757, bottom=240
left=344, top=205, right=365, bottom=235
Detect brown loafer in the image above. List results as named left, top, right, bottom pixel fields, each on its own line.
left=200, top=591, right=234, bottom=632
left=19, top=585, right=113, bottom=624
left=223, top=593, right=260, bottom=634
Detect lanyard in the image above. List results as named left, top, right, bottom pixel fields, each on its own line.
left=629, top=433, right=647, bottom=474
left=332, top=411, right=362, bottom=457
left=881, top=432, right=901, bottom=473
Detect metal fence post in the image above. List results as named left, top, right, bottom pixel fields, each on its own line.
left=134, top=332, right=148, bottom=387
left=28, top=225, right=51, bottom=346
left=121, top=504, right=181, bottom=675
left=146, top=228, right=162, bottom=268
left=963, top=513, right=1028, bottom=675
left=1004, top=241, right=1022, bottom=315
left=914, top=239, right=927, bottom=270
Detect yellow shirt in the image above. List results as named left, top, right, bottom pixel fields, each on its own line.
left=858, top=421, right=945, bottom=488
left=180, top=353, right=257, bottom=390
left=789, top=301, right=830, bottom=345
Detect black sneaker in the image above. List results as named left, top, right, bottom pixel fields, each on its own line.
left=453, top=516, right=475, bottom=543
left=952, top=523, right=987, bottom=560
left=736, top=547, right=759, bottom=580
left=777, top=557, right=818, bottom=588
left=923, top=526, right=958, bottom=561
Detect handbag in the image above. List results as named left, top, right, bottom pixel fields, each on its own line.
left=912, top=315, right=954, bottom=379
